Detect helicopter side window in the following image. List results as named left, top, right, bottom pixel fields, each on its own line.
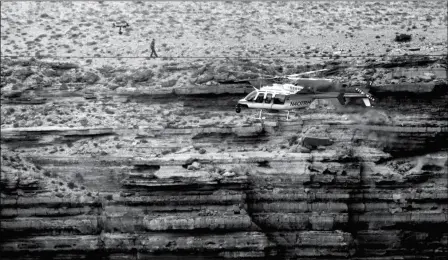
left=254, top=93, right=265, bottom=103
left=265, top=93, right=272, bottom=103
left=273, top=94, right=286, bottom=105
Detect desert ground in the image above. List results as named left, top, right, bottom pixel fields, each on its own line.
left=1, top=1, right=448, bottom=259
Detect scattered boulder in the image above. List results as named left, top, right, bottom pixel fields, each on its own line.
left=42, top=68, right=62, bottom=77
left=2, top=91, right=22, bottom=99
left=130, top=69, right=154, bottom=83
left=50, top=62, right=79, bottom=70
left=213, top=73, right=229, bottom=82
left=300, top=147, right=311, bottom=153
left=104, top=107, right=115, bottom=114
left=13, top=68, right=33, bottom=80
left=82, top=72, right=100, bottom=84
left=59, top=83, right=69, bottom=91
left=394, top=34, right=412, bottom=42
left=59, top=72, right=73, bottom=83
left=1, top=69, right=13, bottom=77
left=161, top=79, right=177, bottom=88
left=222, top=171, right=236, bottom=178
left=317, top=146, right=327, bottom=151
left=97, top=65, right=115, bottom=78
left=189, top=77, right=198, bottom=84
left=302, top=136, right=333, bottom=149
left=195, top=73, right=214, bottom=84
left=113, top=73, right=128, bottom=86
left=191, top=66, right=207, bottom=78
left=418, top=73, right=436, bottom=82
left=187, top=161, right=201, bottom=171
left=107, top=83, right=120, bottom=90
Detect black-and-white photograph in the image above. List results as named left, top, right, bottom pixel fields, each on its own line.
left=1, top=0, right=447, bottom=259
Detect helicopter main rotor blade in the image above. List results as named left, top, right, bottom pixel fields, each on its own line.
left=287, top=69, right=329, bottom=77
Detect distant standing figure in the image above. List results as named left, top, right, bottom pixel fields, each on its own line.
left=150, top=39, right=158, bottom=58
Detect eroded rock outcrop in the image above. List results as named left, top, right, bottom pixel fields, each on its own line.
left=1, top=56, right=448, bottom=259
left=2, top=142, right=447, bottom=259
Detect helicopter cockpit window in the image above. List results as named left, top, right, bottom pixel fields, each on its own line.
left=254, top=92, right=265, bottom=103
left=245, top=91, right=257, bottom=102
left=265, top=93, right=272, bottom=103
left=273, top=94, right=286, bottom=105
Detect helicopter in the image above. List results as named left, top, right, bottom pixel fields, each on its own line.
left=234, top=69, right=376, bottom=120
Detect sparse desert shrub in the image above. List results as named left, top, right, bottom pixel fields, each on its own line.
left=75, top=172, right=84, bottom=182
left=98, top=65, right=115, bottom=77
left=80, top=117, right=88, bottom=127
left=287, top=135, right=299, bottom=146
left=67, top=181, right=76, bottom=189
left=113, top=74, right=128, bottom=86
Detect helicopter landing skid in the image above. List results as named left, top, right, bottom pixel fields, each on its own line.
left=254, top=110, right=265, bottom=120
left=254, top=110, right=299, bottom=121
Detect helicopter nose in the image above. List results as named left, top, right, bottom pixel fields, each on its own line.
left=235, top=104, right=241, bottom=113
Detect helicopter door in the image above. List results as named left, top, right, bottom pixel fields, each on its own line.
left=265, top=93, right=273, bottom=109
left=254, top=92, right=265, bottom=103
left=271, top=94, right=287, bottom=110
left=252, top=92, right=266, bottom=109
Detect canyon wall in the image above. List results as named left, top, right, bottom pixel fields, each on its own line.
left=2, top=107, right=447, bottom=259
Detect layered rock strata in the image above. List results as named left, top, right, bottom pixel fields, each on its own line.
left=2, top=56, right=448, bottom=259
left=2, top=115, right=447, bottom=259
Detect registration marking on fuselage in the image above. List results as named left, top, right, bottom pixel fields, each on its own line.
left=290, top=100, right=312, bottom=106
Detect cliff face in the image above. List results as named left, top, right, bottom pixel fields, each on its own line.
left=2, top=108, right=447, bottom=259
left=1, top=53, right=448, bottom=259
left=2, top=0, right=448, bottom=256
